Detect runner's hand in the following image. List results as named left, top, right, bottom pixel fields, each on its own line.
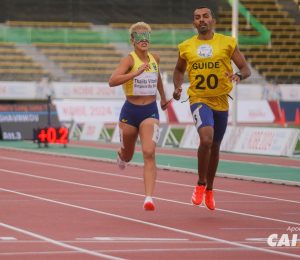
left=173, top=87, right=182, bottom=100
left=225, top=72, right=241, bottom=83
left=135, top=63, right=150, bottom=76
left=161, top=99, right=172, bottom=110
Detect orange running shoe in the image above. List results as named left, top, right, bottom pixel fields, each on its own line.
left=204, top=190, right=215, bottom=210
left=191, top=185, right=206, bottom=206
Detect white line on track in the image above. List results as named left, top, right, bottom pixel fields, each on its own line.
left=0, top=237, right=17, bottom=240
left=76, top=237, right=189, bottom=241
left=0, top=222, right=125, bottom=260
left=0, top=246, right=293, bottom=257
left=0, top=168, right=300, bottom=226
left=0, top=239, right=265, bottom=244
left=0, top=155, right=299, bottom=205
left=1, top=187, right=300, bottom=259
left=220, top=228, right=284, bottom=230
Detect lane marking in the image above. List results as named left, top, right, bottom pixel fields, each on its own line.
left=1, top=187, right=300, bottom=259
left=0, top=155, right=299, bottom=204
left=0, top=168, right=299, bottom=226
left=0, top=239, right=259, bottom=244
left=0, top=237, right=17, bottom=241
left=246, top=238, right=269, bottom=242
left=0, top=222, right=124, bottom=260
left=76, top=237, right=189, bottom=241
left=220, top=228, right=284, bottom=230
left=1, top=245, right=294, bottom=256
left=216, top=172, right=300, bottom=187
left=0, top=251, right=75, bottom=256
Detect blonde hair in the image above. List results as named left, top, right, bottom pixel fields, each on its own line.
left=129, top=22, right=151, bottom=35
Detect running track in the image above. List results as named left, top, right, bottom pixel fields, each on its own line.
left=0, top=145, right=300, bottom=259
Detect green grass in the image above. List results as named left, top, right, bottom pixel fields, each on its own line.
left=287, top=125, right=300, bottom=152
left=171, top=128, right=185, bottom=143
left=106, top=128, right=114, bottom=138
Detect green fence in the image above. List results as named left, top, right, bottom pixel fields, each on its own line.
left=0, top=26, right=270, bottom=45
left=0, top=27, right=197, bottom=45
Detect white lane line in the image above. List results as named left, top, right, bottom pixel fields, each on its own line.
left=246, top=238, right=270, bottom=242
left=0, top=246, right=290, bottom=257
left=0, top=239, right=261, bottom=244
left=220, top=228, right=284, bottom=230
left=0, top=222, right=125, bottom=260
left=76, top=237, right=189, bottom=241
left=216, top=172, right=300, bottom=187
left=1, top=187, right=300, bottom=259
left=0, top=155, right=299, bottom=204
left=0, top=168, right=299, bottom=226
left=0, top=237, right=17, bottom=241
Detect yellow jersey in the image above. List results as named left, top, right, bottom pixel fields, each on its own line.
left=178, top=33, right=237, bottom=111
left=123, top=51, right=159, bottom=96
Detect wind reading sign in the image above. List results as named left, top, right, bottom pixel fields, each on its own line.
left=33, top=127, right=69, bottom=147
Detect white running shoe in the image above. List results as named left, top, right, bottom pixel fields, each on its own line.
left=116, top=153, right=126, bottom=170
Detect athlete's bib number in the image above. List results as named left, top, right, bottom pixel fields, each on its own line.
left=195, top=74, right=218, bottom=90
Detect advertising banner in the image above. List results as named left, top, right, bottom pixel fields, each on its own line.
left=180, top=125, right=299, bottom=156
left=0, top=82, right=36, bottom=99
left=232, top=127, right=300, bottom=156
left=0, top=104, right=60, bottom=140
left=53, top=82, right=125, bottom=99
left=54, top=99, right=167, bottom=123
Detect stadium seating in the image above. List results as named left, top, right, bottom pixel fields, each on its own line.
left=0, top=42, right=49, bottom=81
left=34, top=43, right=122, bottom=82
left=108, top=0, right=300, bottom=85
left=147, top=44, right=177, bottom=80
left=6, top=21, right=92, bottom=29
left=109, top=23, right=193, bottom=30
left=239, top=0, right=300, bottom=83
left=0, top=0, right=299, bottom=84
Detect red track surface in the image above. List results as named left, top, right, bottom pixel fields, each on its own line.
left=0, top=148, right=300, bottom=259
